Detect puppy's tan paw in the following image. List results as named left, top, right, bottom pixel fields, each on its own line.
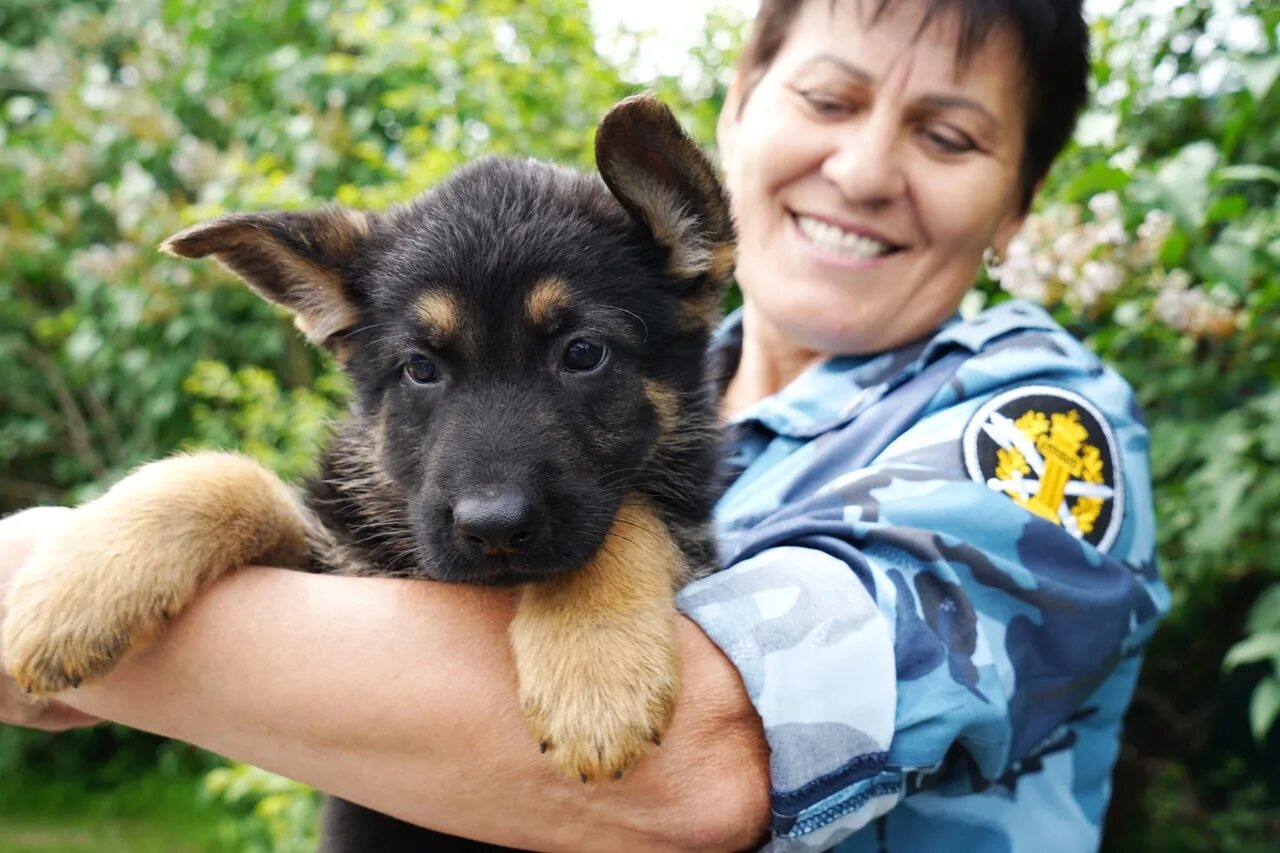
left=3, top=530, right=163, bottom=696
left=514, top=619, right=678, bottom=783
left=2, top=452, right=309, bottom=697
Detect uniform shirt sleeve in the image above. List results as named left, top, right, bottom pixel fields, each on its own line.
left=677, top=356, right=1167, bottom=851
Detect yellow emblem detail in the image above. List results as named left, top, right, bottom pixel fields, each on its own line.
left=988, top=408, right=1110, bottom=534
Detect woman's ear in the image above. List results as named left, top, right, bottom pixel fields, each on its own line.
left=991, top=178, right=1042, bottom=258
left=990, top=211, right=1025, bottom=260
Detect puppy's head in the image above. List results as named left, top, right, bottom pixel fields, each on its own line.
left=163, top=94, right=733, bottom=584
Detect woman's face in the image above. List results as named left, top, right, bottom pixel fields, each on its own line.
left=718, top=0, right=1030, bottom=356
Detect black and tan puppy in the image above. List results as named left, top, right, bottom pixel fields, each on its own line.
left=2, top=94, right=733, bottom=848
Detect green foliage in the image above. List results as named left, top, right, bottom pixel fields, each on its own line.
left=0, top=771, right=227, bottom=852
left=0, top=0, right=657, bottom=511
left=1224, top=583, right=1280, bottom=741
left=202, top=764, right=321, bottom=853
left=0, top=729, right=228, bottom=851
left=1, top=0, right=1277, bottom=846
left=968, top=0, right=1280, bottom=842
left=183, top=361, right=348, bottom=481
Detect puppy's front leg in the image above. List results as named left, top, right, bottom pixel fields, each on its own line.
left=511, top=497, right=682, bottom=782
left=3, top=452, right=310, bottom=696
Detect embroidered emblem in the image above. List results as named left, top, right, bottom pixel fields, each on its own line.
left=963, top=385, right=1123, bottom=552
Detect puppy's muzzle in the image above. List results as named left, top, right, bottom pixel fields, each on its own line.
left=452, top=490, right=543, bottom=557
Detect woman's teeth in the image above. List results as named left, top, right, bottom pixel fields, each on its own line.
left=796, top=215, right=894, bottom=259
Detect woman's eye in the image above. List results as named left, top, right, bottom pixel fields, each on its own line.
left=403, top=355, right=439, bottom=384
left=562, top=338, right=608, bottom=372
left=923, top=128, right=976, bottom=154
left=800, top=90, right=852, bottom=117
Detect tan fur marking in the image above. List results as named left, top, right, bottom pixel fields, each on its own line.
left=161, top=214, right=365, bottom=349
left=595, top=94, right=735, bottom=282
left=315, top=208, right=370, bottom=254
left=414, top=291, right=459, bottom=345
left=275, top=253, right=356, bottom=345
left=642, top=378, right=679, bottom=435
left=510, top=496, right=684, bottom=781
left=342, top=209, right=371, bottom=239
left=610, top=160, right=714, bottom=280
left=3, top=452, right=311, bottom=696
left=681, top=287, right=726, bottom=333
left=708, top=242, right=737, bottom=283
left=525, top=277, right=569, bottom=328
left=328, top=337, right=354, bottom=366
left=163, top=223, right=358, bottom=347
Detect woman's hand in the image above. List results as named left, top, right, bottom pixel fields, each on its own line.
left=0, top=507, right=104, bottom=731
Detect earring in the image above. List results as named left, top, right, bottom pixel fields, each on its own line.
left=983, top=246, right=1005, bottom=274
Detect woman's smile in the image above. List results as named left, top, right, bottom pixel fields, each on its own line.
left=789, top=211, right=907, bottom=269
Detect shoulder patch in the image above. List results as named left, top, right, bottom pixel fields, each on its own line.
left=962, top=385, right=1124, bottom=553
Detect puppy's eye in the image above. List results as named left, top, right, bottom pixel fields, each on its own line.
left=562, top=338, right=608, bottom=372
left=403, top=355, right=439, bottom=384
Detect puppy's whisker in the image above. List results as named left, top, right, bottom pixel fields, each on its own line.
left=602, top=304, right=649, bottom=343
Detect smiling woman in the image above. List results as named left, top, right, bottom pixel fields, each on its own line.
left=685, top=0, right=1163, bottom=849
left=718, top=0, right=1085, bottom=394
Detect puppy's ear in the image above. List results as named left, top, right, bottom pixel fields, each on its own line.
left=595, top=93, right=735, bottom=285
left=161, top=208, right=373, bottom=349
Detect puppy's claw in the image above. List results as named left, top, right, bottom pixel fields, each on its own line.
left=540, top=740, right=548, bottom=754
left=4, top=594, right=138, bottom=697
left=612, top=770, right=623, bottom=781
left=580, top=773, right=589, bottom=784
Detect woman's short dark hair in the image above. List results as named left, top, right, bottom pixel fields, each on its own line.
left=733, top=0, right=1090, bottom=212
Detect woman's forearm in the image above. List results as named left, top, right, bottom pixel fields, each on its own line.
left=61, top=567, right=770, bottom=851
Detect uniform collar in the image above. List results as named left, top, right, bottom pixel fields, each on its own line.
left=714, top=299, right=1060, bottom=439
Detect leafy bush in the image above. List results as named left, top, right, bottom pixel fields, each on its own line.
left=971, top=0, right=1280, bottom=842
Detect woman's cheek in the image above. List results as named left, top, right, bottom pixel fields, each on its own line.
left=917, top=161, right=1011, bottom=249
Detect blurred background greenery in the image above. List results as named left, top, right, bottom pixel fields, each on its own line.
left=0, top=0, right=1276, bottom=849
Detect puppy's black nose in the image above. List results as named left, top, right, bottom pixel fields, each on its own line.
left=453, top=492, right=538, bottom=553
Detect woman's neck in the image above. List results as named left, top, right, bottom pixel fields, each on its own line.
left=721, top=300, right=825, bottom=420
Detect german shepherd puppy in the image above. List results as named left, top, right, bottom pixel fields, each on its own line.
left=2, top=94, right=734, bottom=849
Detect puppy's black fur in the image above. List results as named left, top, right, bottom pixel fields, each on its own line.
left=0, top=93, right=731, bottom=853
left=302, top=155, right=722, bottom=588
left=168, top=95, right=734, bottom=849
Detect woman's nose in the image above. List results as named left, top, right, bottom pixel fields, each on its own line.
left=820, top=115, right=907, bottom=207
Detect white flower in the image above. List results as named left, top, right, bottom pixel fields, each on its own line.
left=1154, top=281, right=1238, bottom=338
left=1068, top=260, right=1125, bottom=309
left=1088, top=191, right=1121, bottom=222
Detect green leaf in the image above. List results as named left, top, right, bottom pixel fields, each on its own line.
left=1205, top=194, right=1247, bottom=223
left=1224, top=631, right=1280, bottom=670
left=1247, top=584, right=1280, bottom=633
left=1239, top=54, right=1280, bottom=101
left=1206, top=242, right=1254, bottom=291
left=1155, top=142, right=1219, bottom=228
left=1060, top=162, right=1131, bottom=202
left=1216, top=164, right=1280, bottom=186
left=1249, top=676, right=1280, bottom=742
left=1158, top=229, right=1191, bottom=266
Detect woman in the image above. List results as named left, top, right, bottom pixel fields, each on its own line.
left=0, top=0, right=1167, bottom=849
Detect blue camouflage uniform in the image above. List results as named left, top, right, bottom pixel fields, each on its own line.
left=677, top=299, right=1170, bottom=852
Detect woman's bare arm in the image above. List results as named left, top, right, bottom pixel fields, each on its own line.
left=45, top=564, right=770, bottom=851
